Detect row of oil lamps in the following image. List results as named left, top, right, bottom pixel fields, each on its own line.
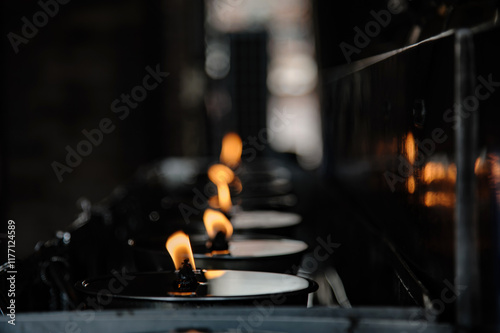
left=76, top=133, right=317, bottom=308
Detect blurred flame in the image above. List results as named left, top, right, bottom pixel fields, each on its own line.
left=203, top=209, right=233, bottom=239
left=405, top=132, right=416, bottom=164
left=208, top=195, right=220, bottom=209
left=204, top=270, right=226, bottom=279
left=407, top=176, right=416, bottom=194
left=424, top=191, right=455, bottom=208
left=220, top=132, right=242, bottom=169
left=166, top=231, right=196, bottom=270
left=208, top=164, right=234, bottom=185
left=231, top=176, right=243, bottom=194
left=208, top=164, right=234, bottom=212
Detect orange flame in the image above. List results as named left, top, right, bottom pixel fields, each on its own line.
left=203, top=208, right=233, bottom=239
left=208, top=164, right=234, bottom=184
left=220, top=132, right=242, bottom=169
left=166, top=231, right=196, bottom=270
left=208, top=164, right=234, bottom=212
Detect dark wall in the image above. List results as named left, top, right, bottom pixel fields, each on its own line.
left=2, top=0, right=205, bottom=258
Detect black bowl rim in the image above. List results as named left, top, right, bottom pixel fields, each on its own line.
left=75, top=270, right=318, bottom=302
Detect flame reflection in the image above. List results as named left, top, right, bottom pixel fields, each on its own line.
left=405, top=132, right=416, bottom=164
left=424, top=191, right=455, bottom=208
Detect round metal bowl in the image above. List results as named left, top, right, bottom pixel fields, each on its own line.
left=75, top=270, right=317, bottom=308
left=129, top=234, right=308, bottom=274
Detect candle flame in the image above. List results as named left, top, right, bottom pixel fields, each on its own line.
left=166, top=231, right=196, bottom=270
left=208, top=164, right=234, bottom=185
left=203, top=208, right=233, bottom=239
left=220, top=132, right=242, bottom=169
left=208, top=164, right=234, bottom=212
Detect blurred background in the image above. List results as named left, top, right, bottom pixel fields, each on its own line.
left=5, top=0, right=494, bottom=259
left=1, top=0, right=500, bottom=330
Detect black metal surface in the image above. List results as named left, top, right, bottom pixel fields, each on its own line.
left=129, top=234, right=307, bottom=274
left=75, top=270, right=317, bottom=308
left=321, top=21, right=500, bottom=329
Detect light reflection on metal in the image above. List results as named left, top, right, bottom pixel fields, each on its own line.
left=422, top=161, right=456, bottom=184
left=407, top=176, right=416, bottom=194
left=424, top=191, right=455, bottom=208
left=405, top=132, right=416, bottom=164
left=488, top=153, right=500, bottom=204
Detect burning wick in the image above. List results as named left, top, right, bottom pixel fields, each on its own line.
left=203, top=209, right=233, bottom=255
left=173, top=259, right=198, bottom=292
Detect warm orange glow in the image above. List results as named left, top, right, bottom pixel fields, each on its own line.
left=166, top=231, right=196, bottom=270
left=424, top=191, right=455, bottom=208
left=448, top=163, right=457, bottom=182
left=208, top=164, right=235, bottom=185
left=208, top=195, right=220, bottom=209
left=407, top=176, right=416, bottom=194
left=405, top=132, right=416, bottom=164
left=218, top=183, right=232, bottom=212
left=489, top=154, right=500, bottom=204
left=203, top=209, right=233, bottom=239
left=423, top=162, right=447, bottom=184
left=203, top=270, right=226, bottom=279
left=220, top=132, right=242, bottom=168
left=208, top=164, right=234, bottom=212
left=231, top=176, right=243, bottom=194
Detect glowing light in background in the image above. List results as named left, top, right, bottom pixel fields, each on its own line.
left=220, top=132, right=242, bottom=169
left=205, top=0, right=322, bottom=169
left=267, top=54, right=317, bottom=97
